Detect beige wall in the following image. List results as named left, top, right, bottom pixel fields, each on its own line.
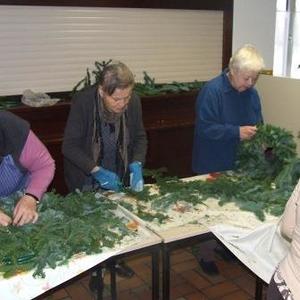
left=257, top=75, right=300, bottom=154
left=233, top=0, right=276, bottom=69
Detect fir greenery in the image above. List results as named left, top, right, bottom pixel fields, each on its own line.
left=0, top=191, right=135, bottom=278
left=72, top=60, right=204, bottom=96
left=0, top=96, right=20, bottom=111
left=122, top=124, right=300, bottom=222
left=1, top=124, right=299, bottom=279
left=236, top=123, right=297, bottom=180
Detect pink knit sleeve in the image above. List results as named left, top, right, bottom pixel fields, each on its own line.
left=19, top=130, right=55, bottom=200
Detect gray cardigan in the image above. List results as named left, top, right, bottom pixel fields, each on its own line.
left=62, top=85, right=147, bottom=192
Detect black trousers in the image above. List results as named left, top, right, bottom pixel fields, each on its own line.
left=267, top=275, right=284, bottom=300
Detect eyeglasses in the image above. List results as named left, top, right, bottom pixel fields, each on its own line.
left=110, top=93, right=132, bottom=103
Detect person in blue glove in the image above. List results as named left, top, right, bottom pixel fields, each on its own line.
left=129, top=161, right=144, bottom=192
left=62, top=61, right=147, bottom=193
left=62, top=61, right=147, bottom=283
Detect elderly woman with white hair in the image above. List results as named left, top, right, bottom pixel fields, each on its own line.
left=192, top=44, right=265, bottom=275
left=192, top=44, right=265, bottom=175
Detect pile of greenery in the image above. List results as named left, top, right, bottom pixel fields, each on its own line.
left=72, top=60, right=113, bottom=95
left=1, top=124, right=298, bottom=279
left=124, top=124, right=300, bottom=222
left=134, top=71, right=204, bottom=96
left=0, top=96, right=20, bottom=111
left=72, top=60, right=204, bottom=96
left=0, top=191, right=135, bottom=278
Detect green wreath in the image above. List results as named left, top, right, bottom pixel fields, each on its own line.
left=236, top=124, right=297, bottom=180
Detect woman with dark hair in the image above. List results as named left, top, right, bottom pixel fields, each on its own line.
left=63, top=61, right=147, bottom=193
left=0, top=111, right=55, bottom=227
left=62, top=61, right=147, bottom=284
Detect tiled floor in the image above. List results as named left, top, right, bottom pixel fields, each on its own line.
left=36, top=240, right=268, bottom=300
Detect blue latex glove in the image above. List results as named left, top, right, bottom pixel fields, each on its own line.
left=129, top=161, right=144, bottom=192
left=92, top=167, right=121, bottom=192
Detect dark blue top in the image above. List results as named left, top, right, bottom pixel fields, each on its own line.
left=192, top=69, right=263, bottom=174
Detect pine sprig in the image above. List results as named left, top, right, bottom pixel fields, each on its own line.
left=121, top=124, right=299, bottom=222
left=0, top=191, right=135, bottom=278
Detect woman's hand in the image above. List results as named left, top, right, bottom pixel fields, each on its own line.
left=240, top=125, right=257, bottom=140
left=13, top=195, right=38, bottom=226
left=0, top=210, right=12, bottom=226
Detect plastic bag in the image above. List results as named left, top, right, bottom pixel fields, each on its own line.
left=21, top=89, right=60, bottom=107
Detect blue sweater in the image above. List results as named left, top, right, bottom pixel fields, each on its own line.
left=192, top=70, right=263, bottom=174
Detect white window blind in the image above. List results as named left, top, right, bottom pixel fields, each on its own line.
left=0, top=6, right=223, bottom=96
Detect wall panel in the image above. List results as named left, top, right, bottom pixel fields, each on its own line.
left=0, top=6, right=223, bottom=96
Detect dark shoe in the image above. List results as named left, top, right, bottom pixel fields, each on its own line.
left=115, top=262, right=135, bottom=278
left=214, top=246, right=236, bottom=262
left=198, top=258, right=219, bottom=276
left=89, top=273, right=103, bottom=293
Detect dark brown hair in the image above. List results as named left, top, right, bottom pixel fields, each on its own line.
left=99, top=62, right=135, bottom=95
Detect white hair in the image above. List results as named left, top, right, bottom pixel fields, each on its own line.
left=229, top=44, right=265, bottom=73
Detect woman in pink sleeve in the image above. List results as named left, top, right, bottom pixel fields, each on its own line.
left=0, top=111, right=55, bottom=227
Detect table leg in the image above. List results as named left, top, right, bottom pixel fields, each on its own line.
left=255, top=276, right=263, bottom=300
left=162, top=245, right=170, bottom=300
left=96, top=266, right=104, bottom=300
left=151, top=247, right=160, bottom=300
left=110, top=260, right=117, bottom=300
